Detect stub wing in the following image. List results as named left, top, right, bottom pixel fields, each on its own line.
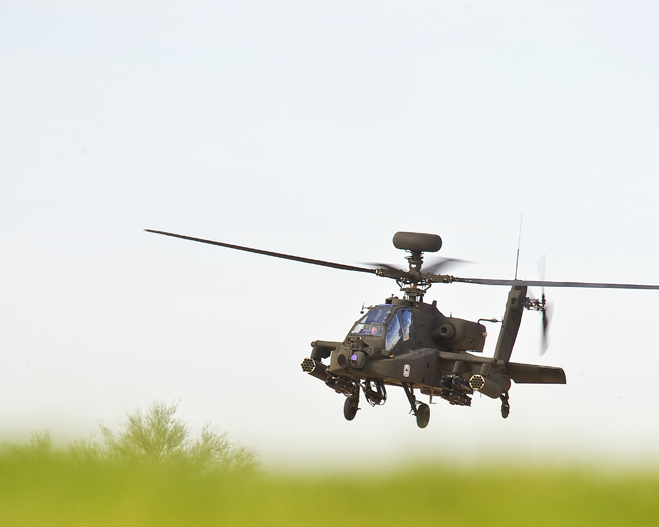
left=507, top=362, right=566, bottom=384
left=439, top=351, right=566, bottom=385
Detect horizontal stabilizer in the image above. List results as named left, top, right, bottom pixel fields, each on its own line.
left=508, top=363, right=566, bottom=384
left=438, top=351, right=566, bottom=384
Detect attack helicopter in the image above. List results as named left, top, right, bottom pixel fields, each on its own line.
left=146, top=229, right=659, bottom=428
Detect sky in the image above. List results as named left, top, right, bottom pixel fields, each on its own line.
left=2, top=1, right=659, bottom=470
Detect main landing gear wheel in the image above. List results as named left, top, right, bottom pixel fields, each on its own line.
left=344, top=395, right=359, bottom=421
left=402, top=383, right=430, bottom=428
left=416, top=403, right=430, bottom=428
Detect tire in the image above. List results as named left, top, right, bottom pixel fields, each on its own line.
left=344, top=395, right=358, bottom=421
left=416, top=403, right=430, bottom=428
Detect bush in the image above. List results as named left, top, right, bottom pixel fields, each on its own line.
left=93, top=401, right=259, bottom=472
left=4, top=401, right=260, bottom=474
left=3, top=430, right=54, bottom=460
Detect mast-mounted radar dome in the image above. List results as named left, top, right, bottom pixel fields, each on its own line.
left=393, top=232, right=442, bottom=253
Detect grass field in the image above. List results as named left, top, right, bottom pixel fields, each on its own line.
left=1, top=456, right=658, bottom=526
left=3, top=403, right=656, bottom=526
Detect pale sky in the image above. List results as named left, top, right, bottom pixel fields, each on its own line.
left=2, top=1, right=659, bottom=469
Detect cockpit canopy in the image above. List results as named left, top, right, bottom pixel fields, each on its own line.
left=350, top=305, right=412, bottom=351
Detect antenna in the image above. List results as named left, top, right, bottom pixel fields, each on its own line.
left=514, top=213, right=523, bottom=280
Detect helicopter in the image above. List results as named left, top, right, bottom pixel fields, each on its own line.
left=145, top=229, right=659, bottom=428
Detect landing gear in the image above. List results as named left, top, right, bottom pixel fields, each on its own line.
left=403, top=383, right=430, bottom=428
left=361, top=380, right=387, bottom=406
left=343, top=391, right=359, bottom=421
left=500, top=392, right=510, bottom=419
left=341, top=380, right=387, bottom=421
left=416, top=402, right=430, bottom=428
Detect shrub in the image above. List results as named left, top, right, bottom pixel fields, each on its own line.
left=3, top=401, right=260, bottom=474
left=93, top=401, right=260, bottom=472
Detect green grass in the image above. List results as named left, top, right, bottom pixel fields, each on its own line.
left=1, top=457, right=658, bottom=526
left=3, top=403, right=656, bottom=526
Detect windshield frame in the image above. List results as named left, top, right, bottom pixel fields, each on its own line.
left=349, top=305, right=394, bottom=338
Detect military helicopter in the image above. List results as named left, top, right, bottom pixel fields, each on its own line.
left=146, top=229, right=659, bottom=428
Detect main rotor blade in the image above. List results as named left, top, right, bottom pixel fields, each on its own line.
left=422, top=257, right=469, bottom=275
left=364, top=258, right=469, bottom=280
left=446, top=276, right=659, bottom=290
left=363, top=262, right=413, bottom=280
left=145, top=230, right=379, bottom=275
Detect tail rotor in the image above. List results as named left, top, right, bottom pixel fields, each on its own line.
left=525, top=255, right=553, bottom=355
left=537, top=255, right=553, bottom=355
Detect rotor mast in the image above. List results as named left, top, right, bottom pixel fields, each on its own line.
left=389, top=232, right=443, bottom=302
left=401, top=251, right=426, bottom=301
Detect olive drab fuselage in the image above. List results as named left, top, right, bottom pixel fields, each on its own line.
left=304, top=291, right=566, bottom=424
left=328, top=298, right=486, bottom=389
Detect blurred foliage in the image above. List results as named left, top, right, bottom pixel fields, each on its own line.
left=2, top=400, right=259, bottom=474
left=86, top=400, right=259, bottom=472
left=2, top=404, right=659, bottom=526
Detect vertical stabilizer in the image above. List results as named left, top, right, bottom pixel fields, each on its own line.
left=493, top=286, right=527, bottom=362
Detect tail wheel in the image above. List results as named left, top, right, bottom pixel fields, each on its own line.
left=344, top=395, right=359, bottom=421
left=415, top=403, right=430, bottom=428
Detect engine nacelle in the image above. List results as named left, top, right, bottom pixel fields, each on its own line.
left=310, top=340, right=340, bottom=361
left=432, top=317, right=486, bottom=352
